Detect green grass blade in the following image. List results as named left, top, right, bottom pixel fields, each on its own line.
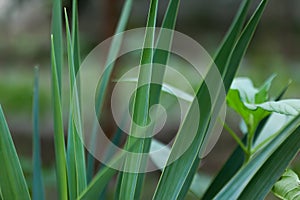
left=118, top=0, right=158, bottom=199
left=51, top=0, right=63, bottom=95
left=51, top=35, right=68, bottom=200
left=115, top=0, right=180, bottom=197
left=214, top=0, right=251, bottom=75
left=223, top=0, right=268, bottom=90
left=0, top=106, right=31, bottom=200
left=78, top=139, right=139, bottom=200
left=72, top=0, right=81, bottom=74
left=79, top=167, right=116, bottom=200
left=65, top=9, right=87, bottom=199
left=153, top=0, right=268, bottom=199
left=239, top=129, right=300, bottom=199
left=213, top=114, right=300, bottom=199
left=32, top=67, right=45, bottom=200
left=86, top=0, right=133, bottom=182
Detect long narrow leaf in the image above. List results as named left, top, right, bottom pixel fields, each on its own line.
left=161, top=0, right=251, bottom=197
left=119, top=0, right=159, bottom=199
left=214, top=0, right=251, bottom=75
left=72, top=0, right=81, bottom=74
left=51, top=35, right=68, bottom=200
left=0, top=106, right=31, bottom=200
left=86, top=0, right=133, bottom=183
left=153, top=0, right=268, bottom=198
left=213, top=114, right=300, bottom=199
left=65, top=8, right=87, bottom=199
left=51, top=0, right=63, bottom=95
left=239, top=128, right=300, bottom=199
left=32, top=67, right=45, bottom=200
left=203, top=80, right=290, bottom=199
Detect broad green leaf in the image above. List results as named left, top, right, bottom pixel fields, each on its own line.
left=253, top=113, right=293, bottom=148
left=213, top=114, right=300, bottom=199
left=65, top=9, right=87, bottom=199
left=32, top=67, right=45, bottom=200
left=51, top=35, right=68, bottom=200
left=227, top=76, right=276, bottom=128
left=153, top=0, right=268, bottom=199
left=227, top=89, right=269, bottom=130
left=119, top=0, right=159, bottom=199
left=86, top=0, right=133, bottom=183
left=255, top=74, right=276, bottom=103
left=272, top=169, right=300, bottom=200
left=245, top=99, right=300, bottom=116
left=0, top=106, right=31, bottom=200
left=51, top=0, right=63, bottom=95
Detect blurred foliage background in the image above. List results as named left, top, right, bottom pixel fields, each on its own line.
left=0, top=0, right=299, bottom=199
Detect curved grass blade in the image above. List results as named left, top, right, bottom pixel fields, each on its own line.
left=153, top=0, right=268, bottom=199
left=213, top=114, right=300, bottom=199
left=86, top=0, right=133, bottom=183
left=0, top=106, right=31, bottom=200
left=65, top=9, right=87, bottom=199
left=32, top=67, right=45, bottom=200
left=51, top=35, right=68, bottom=200
left=272, top=169, right=300, bottom=200
left=51, top=0, right=63, bottom=95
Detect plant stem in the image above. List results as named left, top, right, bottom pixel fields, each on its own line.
left=223, top=122, right=248, bottom=154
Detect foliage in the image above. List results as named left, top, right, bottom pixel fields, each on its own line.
left=0, top=0, right=299, bottom=200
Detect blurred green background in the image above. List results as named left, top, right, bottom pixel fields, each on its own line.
left=0, top=0, right=299, bottom=199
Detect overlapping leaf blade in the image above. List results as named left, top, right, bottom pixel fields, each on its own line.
left=203, top=79, right=291, bottom=199
left=213, top=114, right=300, bottom=199
left=118, top=0, right=159, bottom=199
left=238, top=127, right=300, bottom=199
left=65, top=8, right=87, bottom=199
left=153, top=0, right=268, bottom=199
